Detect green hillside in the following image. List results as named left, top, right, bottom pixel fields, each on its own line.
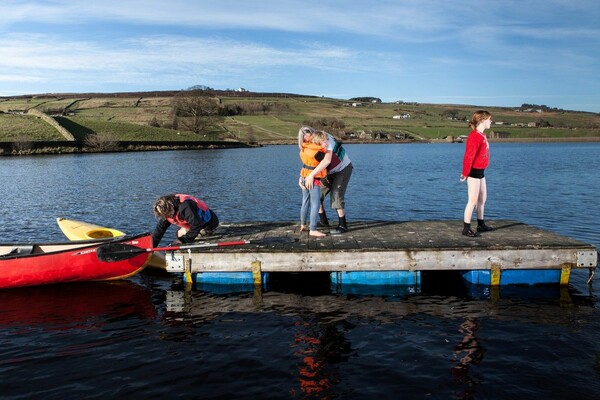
left=1, top=91, right=599, bottom=145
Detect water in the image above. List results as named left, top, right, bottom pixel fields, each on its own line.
left=1, top=143, right=599, bottom=399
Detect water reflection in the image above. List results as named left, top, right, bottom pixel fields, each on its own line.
left=163, top=282, right=595, bottom=340
left=0, top=281, right=156, bottom=329
left=451, top=318, right=484, bottom=400
left=290, top=319, right=352, bottom=398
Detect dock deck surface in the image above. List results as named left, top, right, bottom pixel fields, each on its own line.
left=168, top=220, right=597, bottom=274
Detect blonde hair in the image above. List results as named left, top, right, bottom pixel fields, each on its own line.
left=153, top=194, right=177, bottom=218
left=298, top=125, right=316, bottom=148
left=468, top=110, right=492, bottom=130
left=311, top=130, right=328, bottom=145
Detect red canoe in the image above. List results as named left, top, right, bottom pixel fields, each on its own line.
left=0, top=233, right=153, bottom=289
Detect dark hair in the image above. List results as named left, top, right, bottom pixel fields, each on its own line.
left=153, top=194, right=177, bottom=218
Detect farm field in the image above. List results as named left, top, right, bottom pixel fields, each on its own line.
left=1, top=91, right=599, bottom=144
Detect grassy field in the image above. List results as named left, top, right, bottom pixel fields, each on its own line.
left=1, top=92, right=599, bottom=144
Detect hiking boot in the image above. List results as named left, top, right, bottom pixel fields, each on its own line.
left=477, top=224, right=494, bottom=232
left=331, top=226, right=348, bottom=235
left=462, top=228, right=479, bottom=237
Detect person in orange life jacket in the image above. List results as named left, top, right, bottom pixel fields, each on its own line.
left=299, top=130, right=329, bottom=237
left=460, top=111, right=494, bottom=237
left=298, top=126, right=353, bottom=234
left=151, top=194, right=219, bottom=246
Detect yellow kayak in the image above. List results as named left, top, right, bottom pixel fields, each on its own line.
left=56, top=217, right=126, bottom=240
left=56, top=218, right=166, bottom=270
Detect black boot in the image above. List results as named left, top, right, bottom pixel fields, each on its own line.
left=331, top=216, right=348, bottom=234
left=477, top=219, right=494, bottom=232
left=462, top=222, right=479, bottom=237
left=318, top=212, right=330, bottom=227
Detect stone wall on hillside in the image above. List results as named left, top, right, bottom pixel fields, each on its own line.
left=27, top=109, right=75, bottom=141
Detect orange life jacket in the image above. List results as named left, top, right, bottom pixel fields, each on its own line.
left=300, top=143, right=327, bottom=179
left=167, top=194, right=210, bottom=229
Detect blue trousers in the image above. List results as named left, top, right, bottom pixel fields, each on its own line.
left=301, top=185, right=321, bottom=231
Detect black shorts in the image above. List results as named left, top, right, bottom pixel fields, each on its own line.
left=468, top=168, right=485, bottom=179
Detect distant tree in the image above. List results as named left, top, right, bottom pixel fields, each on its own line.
left=148, top=116, right=160, bottom=127
left=84, top=132, right=119, bottom=151
left=172, top=91, right=224, bottom=134
left=442, top=109, right=460, bottom=120
left=535, top=118, right=552, bottom=127
left=350, top=97, right=381, bottom=103
left=12, top=135, right=32, bottom=154
left=302, top=118, right=346, bottom=135
left=187, top=85, right=214, bottom=91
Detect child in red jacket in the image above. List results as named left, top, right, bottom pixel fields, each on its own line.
left=460, top=111, right=494, bottom=237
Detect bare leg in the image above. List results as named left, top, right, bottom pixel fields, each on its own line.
left=463, top=177, right=482, bottom=224
left=476, top=177, right=487, bottom=220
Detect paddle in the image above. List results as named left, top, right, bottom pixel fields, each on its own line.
left=97, top=237, right=296, bottom=262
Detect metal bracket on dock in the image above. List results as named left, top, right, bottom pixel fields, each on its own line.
left=166, top=253, right=185, bottom=273
left=576, top=251, right=597, bottom=268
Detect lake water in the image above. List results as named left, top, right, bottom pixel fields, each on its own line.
left=1, top=143, right=599, bottom=399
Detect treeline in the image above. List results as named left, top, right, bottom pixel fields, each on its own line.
left=349, top=97, right=382, bottom=103
left=519, top=103, right=564, bottom=112
left=219, top=102, right=290, bottom=116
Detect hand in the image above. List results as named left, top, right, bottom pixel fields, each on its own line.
left=460, top=175, right=467, bottom=182
left=298, top=177, right=306, bottom=189
left=304, top=175, right=314, bottom=189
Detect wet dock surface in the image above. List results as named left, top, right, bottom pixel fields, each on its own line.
left=168, top=220, right=597, bottom=273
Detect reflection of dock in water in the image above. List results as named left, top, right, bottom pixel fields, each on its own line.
left=166, top=220, right=597, bottom=287
left=165, top=287, right=594, bottom=326
left=163, top=285, right=596, bottom=399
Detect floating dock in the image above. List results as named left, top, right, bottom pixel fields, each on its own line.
left=165, top=220, right=597, bottom=287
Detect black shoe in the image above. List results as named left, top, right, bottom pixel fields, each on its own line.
left=317, top=221, right=330, bottom=228
left=477, top=224, right=494, bottom=233
left=331, top=226, right=348, bottom=234
left=462, top=228, right=479, bottom=237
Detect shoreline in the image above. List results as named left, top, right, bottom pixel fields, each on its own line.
left=2, top=136, right=599, bottom=156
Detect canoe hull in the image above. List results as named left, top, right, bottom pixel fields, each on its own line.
left=0, top=233, right=152, bottom=289
left=57, top=218, right=166, bottom=270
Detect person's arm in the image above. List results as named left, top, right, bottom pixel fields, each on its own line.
left=461, top=134, right=479, bottom=179
left=151, top=219, right=171, bottom=247
left=177, top=201, right=204, bottom=243
left=303, top=151, right=332, bottom=189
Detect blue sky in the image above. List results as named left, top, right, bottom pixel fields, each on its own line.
left=1, top=1, right=599, bottom=112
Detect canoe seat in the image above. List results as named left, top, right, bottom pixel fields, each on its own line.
left=7, top=246, right=35, bottom=257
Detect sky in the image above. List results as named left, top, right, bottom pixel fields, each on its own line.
left=1, top=0, right=599, bottom=112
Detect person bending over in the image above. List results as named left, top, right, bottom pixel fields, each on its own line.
left=152, top=193, right=219, bottom=246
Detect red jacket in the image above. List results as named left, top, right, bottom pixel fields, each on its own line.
left=462, top=130, right=490, bottom=177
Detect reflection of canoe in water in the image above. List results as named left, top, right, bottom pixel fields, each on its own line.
left=57, top=218, right=166, bottom=270
left=0, top=280, right=156, bottom=327
left=0, top=233, right=152, bottom=289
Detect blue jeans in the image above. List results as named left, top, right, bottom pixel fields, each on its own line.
left=301, top=185, right=321, bottom=231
